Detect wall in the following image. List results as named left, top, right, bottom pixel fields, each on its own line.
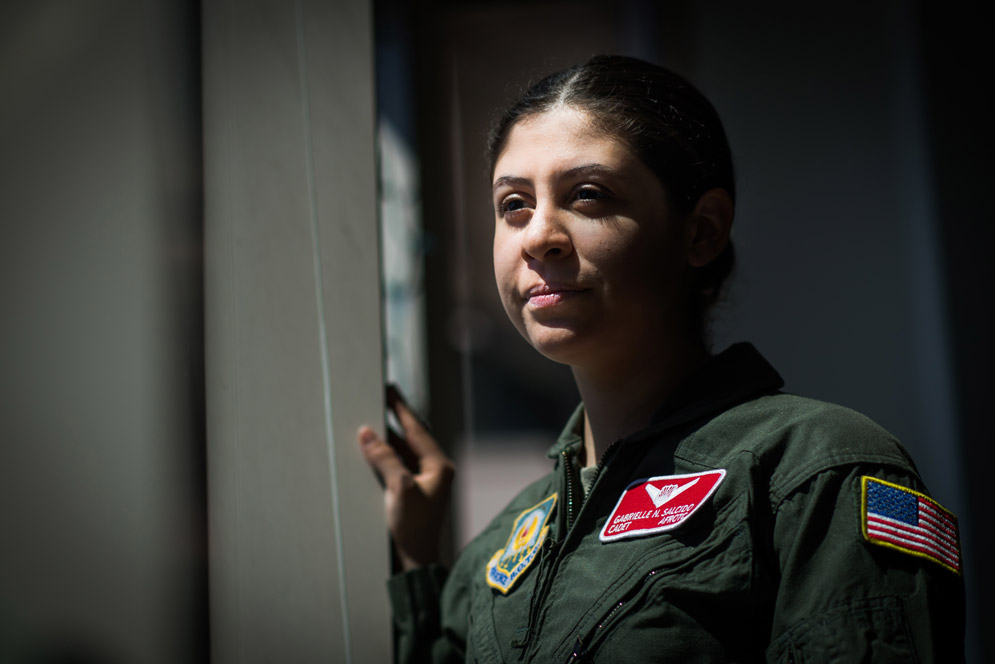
left=1, top=2, right=392, bottom=661
left=203, top=1, right=390, bottom=662
left=0, top=2, right=205, bottom=661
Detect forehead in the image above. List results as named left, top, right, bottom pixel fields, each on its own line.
left=492, top=107, right=635, bottom=181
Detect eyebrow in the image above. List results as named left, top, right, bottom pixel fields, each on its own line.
left=491, top=175, right=531, bottom=192
left=492, top=163, right=626, bottom=193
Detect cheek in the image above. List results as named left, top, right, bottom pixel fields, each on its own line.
left=492, top=236, right=518, bottom=302
left=585, top=225, right=684, bottom=292
left=492, top=235, right=508, bottom=286
left=580, top=228, right=653, bottom=280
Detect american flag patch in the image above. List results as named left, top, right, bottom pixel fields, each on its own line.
left=861, top=476, right=961, bottom=574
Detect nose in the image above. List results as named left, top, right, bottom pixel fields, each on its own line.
left=521, top=205, right=573, bottom=261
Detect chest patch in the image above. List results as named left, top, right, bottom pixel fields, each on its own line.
left=486, top=493, right=557, bottom=594
left=861, top=476, right=961, bottom=574
left=599, top=470, right=726, bottom=543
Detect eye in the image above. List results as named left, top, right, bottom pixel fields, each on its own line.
left=497, top=195, right=532, bottom=218
left=573, top=186, right=609, bottom=204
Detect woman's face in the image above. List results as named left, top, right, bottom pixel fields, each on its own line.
left=491, top=106, right=692, bottom=370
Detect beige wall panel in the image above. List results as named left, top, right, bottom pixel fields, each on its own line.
left=297, top=1, right=394, bottom=647
left=203, top=1, right=390, bottom=662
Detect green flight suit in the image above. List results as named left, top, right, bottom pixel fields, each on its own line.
left=389, top=344, right=965, bottom=662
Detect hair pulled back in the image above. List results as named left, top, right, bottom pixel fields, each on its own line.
left=487, top=55, right=736, bottom=340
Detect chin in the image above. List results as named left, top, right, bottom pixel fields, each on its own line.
left=524, top=325, right=595, bottom=366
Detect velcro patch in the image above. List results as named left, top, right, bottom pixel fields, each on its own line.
left=599, top=470, right=725, bottom=543
left=861, top=476, right=961, bottom=575
left=486, top=493, right=557, bottom=593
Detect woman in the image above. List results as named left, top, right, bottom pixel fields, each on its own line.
left=357, top=55, right=964, bottom=662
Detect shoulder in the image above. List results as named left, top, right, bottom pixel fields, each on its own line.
left=678, top=392, right=920, bottom=500
left=669, top=390, right=964, bottom=656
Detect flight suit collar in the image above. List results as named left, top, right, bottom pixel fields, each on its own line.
left=546, top=342, right=784, bottom=459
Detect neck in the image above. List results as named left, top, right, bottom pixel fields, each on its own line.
left=573, top=339, right=707, bottom=467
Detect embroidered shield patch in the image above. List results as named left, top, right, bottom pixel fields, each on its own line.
left=600, top=470, right=725, bottom=542
left=861, top=476, right=961, bottom=574
left=486, top=493, right=557, bottom=593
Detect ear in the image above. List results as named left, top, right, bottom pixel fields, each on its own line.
left=684, top=188, right=734, bottom=268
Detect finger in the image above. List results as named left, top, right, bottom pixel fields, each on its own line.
left=387, top=424, right=453, bottom=496
left=419, top=456, right=456, bottom=495
left=386, top=384, right=430, bottom=431
left=387, top=427, right=420, bottom=472
left=357, top=426, right=411, bottom=486
left=386, top=386, right=447, bottom=461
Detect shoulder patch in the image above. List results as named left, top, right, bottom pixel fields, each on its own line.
left=600, top=470, right=725, bottom=543
left=861, top=476, right=961, bottom=575
left=486, top=493, right=557, bottom=594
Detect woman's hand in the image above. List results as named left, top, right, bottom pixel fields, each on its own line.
left=357, top=387, right=455, bottom=571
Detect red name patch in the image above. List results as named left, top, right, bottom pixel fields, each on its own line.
left=599, top=470, right=726, bottom=543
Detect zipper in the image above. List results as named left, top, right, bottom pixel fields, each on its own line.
left=595, top=438, right=622, bottom=476
left=560, top=437, right=624, bottom=544
left=562, top=450, right=579, bottom=531
left=566, top=636, right=586, bottom=662
left=566, top=567, right=665, bottom=661
left=523, top=440, right=626, bottom=659
left=596, top=597, right=628, bottom=630
left=579, top=438, right=623, bottom=505
left=520, top=449, right=581, bottom=658
left=562, top=597, right=627, bottom=663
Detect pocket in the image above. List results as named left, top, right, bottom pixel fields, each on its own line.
left=562, top=493, right=766, bottom=662
left=765, top=596, right=917, bottom=664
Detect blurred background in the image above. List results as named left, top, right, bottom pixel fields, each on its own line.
left=2, top=0, right=991, bottom=662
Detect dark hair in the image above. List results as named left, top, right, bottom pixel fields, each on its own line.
left=487, top=54, right=736, bottom=340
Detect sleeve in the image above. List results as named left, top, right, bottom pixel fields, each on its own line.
left=386, top=563, right=466, bottom=664
left=764, top=464, right=965, bottom=663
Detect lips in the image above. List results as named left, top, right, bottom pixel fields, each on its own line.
left=524, top=283, right=586, bottom=309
